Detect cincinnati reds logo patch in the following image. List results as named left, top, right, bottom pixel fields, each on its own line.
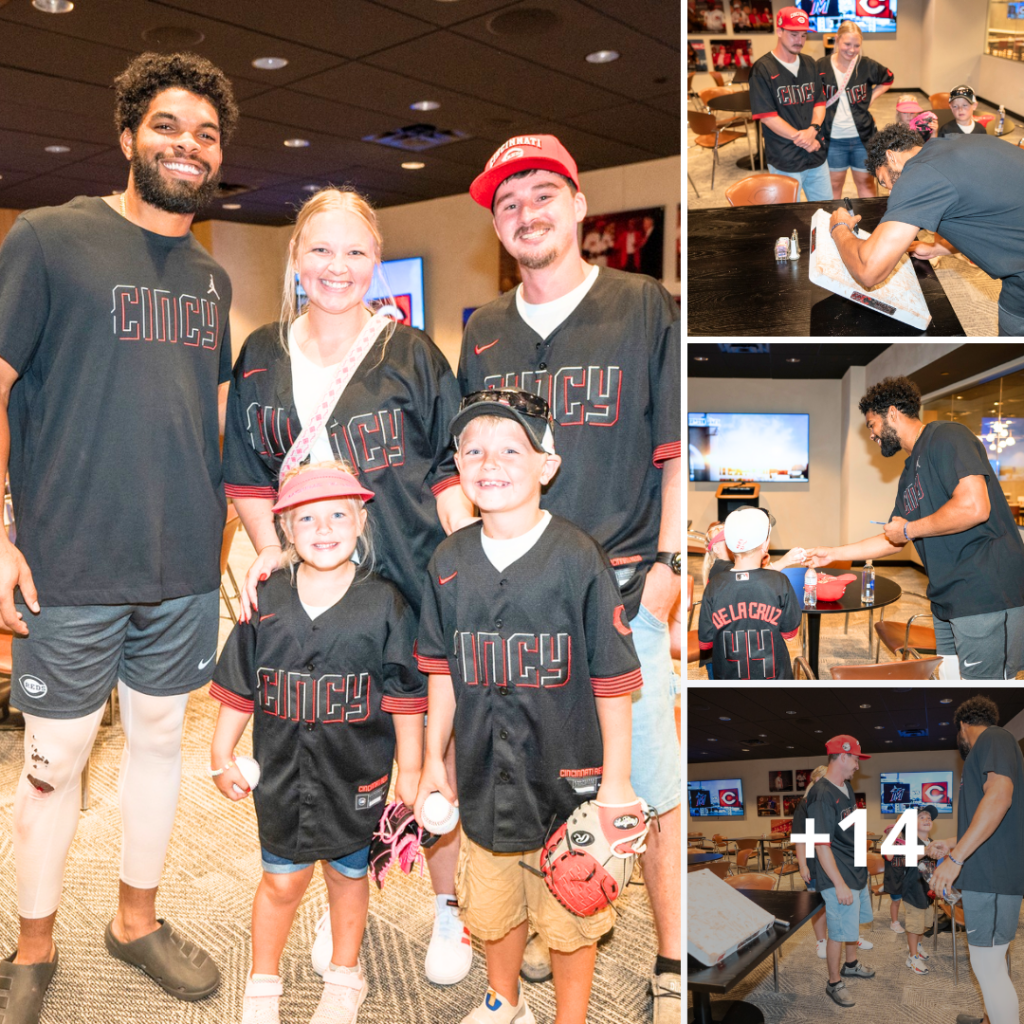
left=613, top=604, right=631, bottom=636
left=499, top=146, right=524, bottom=164
left=20, top=675, right=47, bottom=698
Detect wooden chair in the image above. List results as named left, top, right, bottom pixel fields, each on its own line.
left=734, top=848, right=758, bottom=873
left=725, top=872, right=775, bottom=890
left=829, top=656, right=943, bottom=680
left=710, top=71, right=726, bottom=87
left=688, top=110, right=747, bottom=191
left=930, top=91, right=951, bottom=110
left=769, top=848, right=800, bottom=889
left=875, top=612, right=936, bottom=662
left=693, top=860, right=732, bottom=879
left=220, top=505, right=243, bottom=624
left=866, top=852, right=885, bottom=905
left=725, top=174, right=800, bottom=206
left=712, top=833, right=737, bottom=858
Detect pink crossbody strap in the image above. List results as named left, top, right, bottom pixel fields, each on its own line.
left=280, top=310, right=392, bottom=479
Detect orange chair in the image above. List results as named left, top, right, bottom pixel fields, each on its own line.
left=710, top=71, right=726, bottom=87
left=691, top=860, right=732, bottom=879
left=829, top=656, right=942, bottom=680
left=689, top=110, right=746, bottom=191
left=769, top=848, right=800, bottom=889
left=734, top=848, right=758, bottom=873
left=725, top=174, right=800, bottom=206
left=875, top=612, right=936, bottom=661
left=725, top=873, right=775, bottom=890
left=930, top=91, right=951, bottom=110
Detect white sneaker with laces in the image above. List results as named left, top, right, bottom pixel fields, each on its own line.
left=915, top=948, right=930, bottom=960
left=906, top=954, right=929, bottom=975
left=242, top=974, right=283, bottom=1024
left=857, top=937, right=873, bottom=950
left=890, top=921, right=906, bottom=933
left=310, top=964, right=368, bottom=1024
left=311, top=910, right=333, bottom=978
left=460, top=988, right=536, bottom=1024
left=816, top=938, right=827, bottom=959
left=425, top=896, right=473, bottom=985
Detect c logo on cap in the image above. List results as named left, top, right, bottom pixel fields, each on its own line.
left=499, top=147, right=524, bottom=165
left=842, top=742, right=851, bottom=751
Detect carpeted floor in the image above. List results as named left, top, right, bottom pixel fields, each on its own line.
left=0, top=529, right=659, bottom=1024
left=687, top=87, right=1015, bottom=336
left=690, top=863, right=1021, bottom=1024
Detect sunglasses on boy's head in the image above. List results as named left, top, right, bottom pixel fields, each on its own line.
left=459, top=388, right=553, bottom=423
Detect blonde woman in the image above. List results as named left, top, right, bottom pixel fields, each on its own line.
left=222, top=187, right=476, bottom=987
left=791, top=766, right=830, bottom=957
left=817, top=21, right=894, bottom=198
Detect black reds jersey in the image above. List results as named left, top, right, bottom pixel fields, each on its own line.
left=458, top=269, right=680, bottom=620
left=222, top=322, right=461, bottom=615
left=416, top=516, right=642, bottom=853
left=211, top=570, right=427, bottom=862
left=750, top=52, right=827, bottom=172
left=697, top=568, right=801, bottom=680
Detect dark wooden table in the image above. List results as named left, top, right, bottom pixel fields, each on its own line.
left=688, top=197, right=967, bottom=336
left=689, top=852, right=725, bottom=871
left=707, top=90, right=762, bottom=170
left=800, top=570, right=902, bottom=679
left=688, top=889, right=824, bottom=1023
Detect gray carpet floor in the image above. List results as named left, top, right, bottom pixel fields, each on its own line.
left=0, top=529, right=659, bottom=1023
left=687, top=87, right=1015, bottom=336
left=690, top=864, right=1021, bottom=1024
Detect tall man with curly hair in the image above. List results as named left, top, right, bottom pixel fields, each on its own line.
left=805, top=375, right=1024, bottom=679
left=0, top=52, right=237, bottom=1021
left=826, top=121, right=1024, bottom=335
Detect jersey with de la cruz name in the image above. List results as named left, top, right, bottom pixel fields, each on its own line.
left=697, top=568, right=801, bottom=679
left=416, top=516, right=642, bottom=853
left=458, top=269, right=680, bottom=621
left=750, top=52, right=828, bottom=172
left=0, top=196, right=232, bottom=604
left=223, top=321, right=461, bottom=615
left=211, top=570, right=427, bottom=862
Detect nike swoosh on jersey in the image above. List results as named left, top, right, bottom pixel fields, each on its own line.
left=963, top=659, right=982, bottom=667
left=474, top=339, right=499, bottom=356
left=198, top=654, right=215, bottom=670
left=259, top=613, right=276, bottom=622
left=243, top=368, right=267, bottom=377
left=771, top=73, right=780, bottom=79
left=438, top=571, right=458, bottom=585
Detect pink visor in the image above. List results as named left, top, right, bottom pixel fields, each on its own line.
left=272, top=468, right=374, bottom=514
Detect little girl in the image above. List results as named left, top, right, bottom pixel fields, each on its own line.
left=209, top=461, right=426, bottom=1024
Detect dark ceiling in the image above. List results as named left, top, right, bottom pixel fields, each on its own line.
left=686, top=343, right=892, bottom=380
left=688, top=687, right=1024, bottom=763
left=0, top=0, right=680, bottom=225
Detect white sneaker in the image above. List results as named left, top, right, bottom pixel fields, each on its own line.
left=857, top=937, right=873, bottom=950
left=460, top=988, right=536, bottom=1024
left=425, top=896, right=473, bottom=985
left=890, top=921, right=906, bottom=933
left=242, top=975, right=282, bottom=1024
left=311, top=910, right=333, bottom=978
left=310, top=965, right=368, bottom=1024
left=816, top=938, right=827, bottom=959
left=906, top=954, right=929, bottom=975
left=914, top=948, right=930, bottom=961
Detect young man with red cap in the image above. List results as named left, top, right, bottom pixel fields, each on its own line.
left=803, top=735, right=876, bottom=1008
left=460, top=135, right=681, bottom=1023
left=749, top=6, right=831, bottom=202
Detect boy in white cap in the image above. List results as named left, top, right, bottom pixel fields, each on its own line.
left=696, top=507, right=801, bottom=679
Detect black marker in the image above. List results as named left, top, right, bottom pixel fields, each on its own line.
left=843, top=197, right=855, bottom=215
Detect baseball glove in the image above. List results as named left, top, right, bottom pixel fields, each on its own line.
left=540, top=798, right=650, bottom=917
left=368, top=801, right=439, bottom=890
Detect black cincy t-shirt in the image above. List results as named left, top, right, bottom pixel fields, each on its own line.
left=958, top=725, right=1024, bottom=896
left=697, top=568, right=801, bottom=679
left=750, top=51, right=828, bottom=172
left=804, top=777, right=867, bottom=891
left=0, top=196, right=232, bottom=604
left=892, top=420, right=1024, bottom=620
left=816, top=55, right=894, bottom=146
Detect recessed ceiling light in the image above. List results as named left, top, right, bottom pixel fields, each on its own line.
left=586, top=49, right=620, bottom=63
left=758, top=733, right=767, bottom=737
left=222, top=203, right=241, bottom=209
left=252, top=57, right=288, bottom=70
left=33, top=0, right=73, bottom=11
left=814, top=729, right=822, bottom=733
left=939, top=721, right=949, bottom=726
left=284, top=138, right=310, bottom=148
left=786, top=358, right=800, bottom=363
left=719, top=716, right=731, bottom=721
left=885, top=739, right=893, bottom=744
left=859, top=703, right=871, bottom=708
left=786, top=710, right=797, bottom=715
left=401, top=161, right=425, bottom=170
left=410, top=100, right=440, bottom=111
left=302, top=184, right=320, bottom=192
left=940, top=698, right=953, bottom=704
left=694, top=356, right=708, bottom=362
left=45, top=145, right=70, bottom=153
left=741, top=748, right=749, bottom=752
left=785, top=745, right=794, bottom=749
left=874, top=725, right=884, bottom=730
left=707, top=738, right=717, bottom=742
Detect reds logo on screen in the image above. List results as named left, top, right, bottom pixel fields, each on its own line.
left=719, top=789, right=740, bottom=807
left=922, top=781, right=949, bottom=804
left=857, top=0, right=892, bottom=17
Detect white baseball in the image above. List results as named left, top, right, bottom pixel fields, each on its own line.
left=421, top=791, right=459, bottom=834
left=233, top=755, right=261, bottom=792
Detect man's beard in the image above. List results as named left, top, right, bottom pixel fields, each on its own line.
left=878, top=421, right=903, bottom=458
left=958, top=735, right=971, bottom=759
left=131, top=146, right=220, bottom=215
left=886, top=157, right=902, bottom=187
left=512, top=221, right=559, bottom=271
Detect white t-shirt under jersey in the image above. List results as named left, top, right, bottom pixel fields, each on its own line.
left=289, top=324, right=337, bottom=465
left=480, top=511, right=552, bottom=572
left=516, top=263, right=599, bottom=339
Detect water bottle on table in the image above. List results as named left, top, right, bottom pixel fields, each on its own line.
left=861, top=559, right=875, bottom=605
left=803, top=567, right=817, bottom=608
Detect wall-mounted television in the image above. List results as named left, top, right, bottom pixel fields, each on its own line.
left=365, top=256, right=425, bottom=331
left=795, top=0, right=897, bottom=34
left=688, top=778, right=745, bottom=817
left=880, top=771, right=954, bottom=815
left=688, top=412, right=810, bottom=483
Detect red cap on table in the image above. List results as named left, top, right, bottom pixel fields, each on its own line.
left=825, top=734, right=871, bottom=759
left=776, top=6, right=810, bottom=30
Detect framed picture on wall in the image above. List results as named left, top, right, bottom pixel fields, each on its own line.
left=710, top=38, right=754, bottom=70
left=855, top=792, right=867, bottom=810
left=581, top=207, right=664, bottom=278
left=688, top=39, right=708, bottom=73
left=772, top=819, right=793, bottom=836
left=769, top=770, right=793, bottom=792
left=783, top=795, right=802, bottom=815
left=794, top=768, right=814, bottom=791
left=757, top=795, right=780, bottom=816
left=732, top=0, right=775, bottom=32
left=689, top=0, right=726, bottom=33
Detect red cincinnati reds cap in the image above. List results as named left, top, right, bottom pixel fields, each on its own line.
left=272, top=466, right=374, bottom=514
left=470, top=134, right=579, bottom=209
left=825, top=734, right=871, bottom=759
left=776, top=5, right=810, bottom=30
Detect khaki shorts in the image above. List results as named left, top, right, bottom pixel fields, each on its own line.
left=904, top=902, right=933, bottom=936
left=455, top=834, right=614, bottom=953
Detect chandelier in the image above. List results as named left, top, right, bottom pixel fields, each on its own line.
left=982, top=378, right=1016, bottom=454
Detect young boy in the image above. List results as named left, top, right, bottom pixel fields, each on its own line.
left=883, top=804, right=940, bottom=973
left=414, top=388, right=642, bottom=1024
left=697, top=507, right=802, bottom=679
left=937, top=85, right=988, bottom=136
